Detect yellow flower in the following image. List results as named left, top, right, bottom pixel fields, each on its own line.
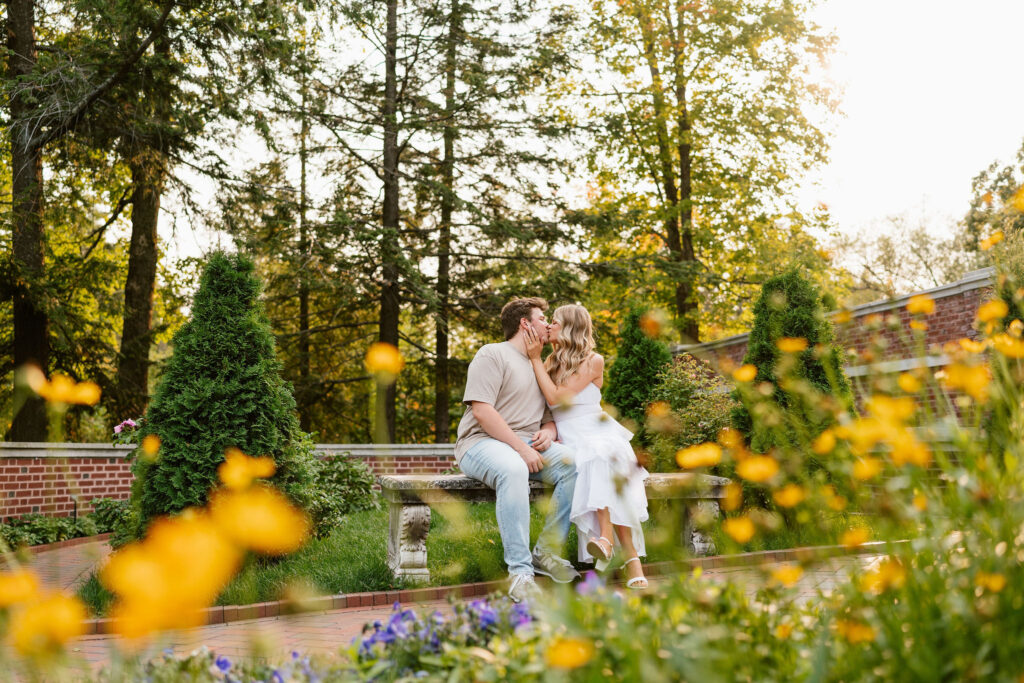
left=365, top=342, right=405, bottom=380
left=774, top=622, right=794, bottom=639
left=218, top=447, right=277, bottom=491
left=773, top=483, right=806, bottom=508
left=942, top=363, right=990, bottom=402
left=991, top=333, right=1024, bottom=359
left=841, top=527, right=870, bottom=548
left=812, top=429, right=836, bottom=455
left=897, top=373, right=922, bottom=394
left=639, top=311, right=666, bottom=338
left=770, top=564, right=804, bottom=587
left=647, top=401, right=670, bottom=418
left=140, top=434, right=161, bottom=461
left=23, top=366, right=101, bottom=405
left=717, top=427, right=743, bottom=449
left=822, top=485, right=848, bottom=511
left=864, top=394, right=916, bottom=423
left=980, top=231, right=1005, bottom=251
left=7, top=593, right=86, bottom=658
left=721, top=482, right=743, bottom=511
left=736, top=455, right=779, bottom=483
left=0, top=569, right=41, bottom=607
left=545, top=636, right=595, bottom=669
left=834, top=310, right=852, bottom=324
left=977, top=299, right=1009, bottom=323
left=889, top=433, right=931, bottom=467
left=909, top=320, right=928, bottom=331
left=975, top=571, right=1007, bottom=593
left=210, top=486, right=309, bottom=555
left=852, top=457, right=883, bottom=481
left=724, top=516, right=756, bottom=544
left=1013, top=185, right=1024, bottom=212
left=732, top=364, right=757, bottom=382
left=913, top=492, right=928, bottom=511
left=959, top=338, right=988, bottom=353
left=676, top=443, right=722, bottom=469
left=860, top=558, right=906, bottom=594
left=836, top=619, right=876, bottom=644
left=1009, top=319, right=1024, bottom=337
left=906, top=294, right=935, bottom=315
left=776, top=337, right=808, bottom=353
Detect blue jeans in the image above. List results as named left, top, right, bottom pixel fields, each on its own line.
left=459, top=437, right=577, bottom=576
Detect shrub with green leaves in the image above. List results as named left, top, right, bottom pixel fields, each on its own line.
left=604, top=308, right=672, bottom=430
left=130, top=252, right=319, bottom=536
left=731, top=269, right=852, bottom=452
left=645, top=354, right=738, bottom=472
left=307, top=452, right=381, bottom=538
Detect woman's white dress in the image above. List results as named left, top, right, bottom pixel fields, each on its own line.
left=552, top=383, right=650, bottom=562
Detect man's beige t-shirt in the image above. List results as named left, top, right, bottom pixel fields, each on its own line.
left=454, top=341, right=553, bottom=463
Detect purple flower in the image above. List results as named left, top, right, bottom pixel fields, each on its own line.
left=511, top=602, right=533, bottom=627
left=215, top=655, right=231, bottom=673
left=576, top=570, right=603, bottom=596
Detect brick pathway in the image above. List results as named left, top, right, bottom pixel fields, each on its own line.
left=7, top=539, right=878, bottom=676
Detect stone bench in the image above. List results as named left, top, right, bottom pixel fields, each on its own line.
left=380, top=472, right=730, bottom=582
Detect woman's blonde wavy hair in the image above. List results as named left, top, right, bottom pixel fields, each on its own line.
left=544, top=304, right=596, bottom=386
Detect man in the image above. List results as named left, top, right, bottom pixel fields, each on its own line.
left=455, top=297, right=580, bottom=602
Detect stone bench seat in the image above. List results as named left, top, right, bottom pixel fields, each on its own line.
left=380, top=472, right=730, bottom=581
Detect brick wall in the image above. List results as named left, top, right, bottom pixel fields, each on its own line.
left=0, top=443, right=456, bottom=520
left=678, top=268, right=993, bottom=377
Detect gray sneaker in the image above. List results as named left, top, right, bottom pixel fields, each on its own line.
left=508, top=573, right=542, bottom=603
left=532, top=551, right=581, bottom=584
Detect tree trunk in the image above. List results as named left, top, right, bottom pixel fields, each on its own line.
left=114, top=156, right=165, bottom=421
left=435, top=0, right=460, bottom=444
left=7, top=0, right=49, bottom=441
left=377, top=0, right=401, bottom=443
left=672, top=1, right=698, bottom=344
left=297, top=69, right=312, bottom=432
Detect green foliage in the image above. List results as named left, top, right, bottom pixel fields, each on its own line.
left=962, top=137, right=1024, bottom=249
left=731, top=270, right=852, bottom=452
left=604, top=308, right=672, bottom=428
left=645, top=354, right=738, bottom=472
left=89, top=497, right=132, bottom=534
left=130, top=252, right=318, bottom=534
left=306, top=454, right=380, bottom=538
left=0, top=512, right=103, bottom=548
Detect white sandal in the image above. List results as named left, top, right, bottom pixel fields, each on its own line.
left=624, top=557, right=648, bottom=590
left=586, top=536, right=613, bottom=561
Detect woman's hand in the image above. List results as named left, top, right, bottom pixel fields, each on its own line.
left=524, top=325, right=544, bottom=360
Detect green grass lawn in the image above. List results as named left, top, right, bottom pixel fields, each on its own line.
left=76, top=500, right=854, bottom=616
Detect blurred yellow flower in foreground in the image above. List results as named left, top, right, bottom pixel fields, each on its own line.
left=980, top=231, right=1004, bottom=251
left=841, top=527, right=870, bottom=548
left=991, top=334, right=1024, bottom=359
left=776, top=337, right=808, bottom=353
left=675, top=443, right=722, bottom=469
left=852, top=457, right=883, bottom=481
left=770, top=564, right=803, bottom=587
left=860, top=558, right=906, bottom=594
left=913, top=492, right=928, bottom=511
left=365, top=342, right=405, bottom=380
left=834, top=309, right=852, bottom=324
left=718, top=427, right=743, bottom=449
left=959, top=338, right=988, bottom=354
left=721, top=482, right=743, bottom=511
left=140, top=434, right=161, bottom=461
left=942, top=363, right=990, bottom=403
left=906, top=294, right=935, bottom=315
left=647, top=401, right=670, bottom=418
left=897, top=372, right=922, bottom=394
left=219, top=447, right=277, bottom=490
left=545, top=636, right=595, bottom=669
left=977, top=300, right=1009, bottom=323
left=724, top=516, right=756, bottom=543
left=210, top=486, right=309, bottom=555
left=909, top=320, right=928, bottom=331
left=811, top=429, right=836, bottom=455
left=822, top=485, right=847, bottom=511
left=736, top=455, right=779, bottom=483
left=975, top=571, right=1006, bottom=593
left=7, top=593, right=86, bottom=658
left=1011, top=185, right=1024, bottom=212
left=836, top=619, right=876, bottom=644
left=732, top=364, right=757, bottom=382
left=774, top=622, right=794, bottom=639
left=23, top=366, right=101, bottom=405
left=0, top=569, right=40, bottom=607
left=773, top=484, right=806, bottom=508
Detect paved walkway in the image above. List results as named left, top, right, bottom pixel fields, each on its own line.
left=10, top=539, right=877, bottom=677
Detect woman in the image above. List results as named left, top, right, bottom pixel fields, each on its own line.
left=524, top=304, right=649, bottom=589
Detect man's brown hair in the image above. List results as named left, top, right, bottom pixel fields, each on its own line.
left=500, top=297, right=548, bottom=340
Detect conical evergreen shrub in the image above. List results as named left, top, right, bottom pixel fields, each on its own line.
left=731, top=270, right=852, bottom=453
left=605, top=308, right=672, bottom=429
left=130, top=252, right=318, bottom=533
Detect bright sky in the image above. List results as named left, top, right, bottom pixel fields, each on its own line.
left=804, top=0, right=1024, bottom=237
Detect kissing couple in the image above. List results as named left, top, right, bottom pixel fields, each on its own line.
left=454, top=297, right=650, bottom=602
